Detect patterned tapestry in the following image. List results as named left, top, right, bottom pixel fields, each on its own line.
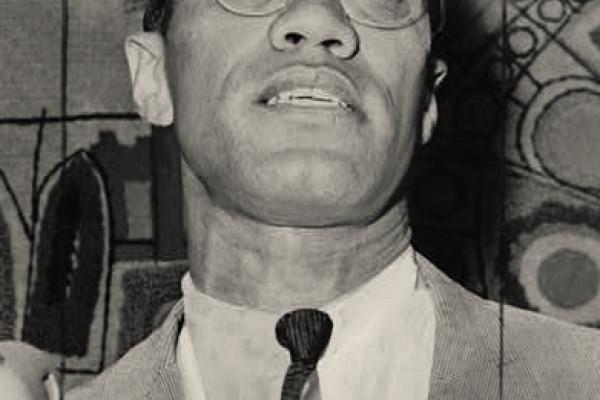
left=0, top=0, right=598, bottom=387
left=412, top=0, right=600, bottom=330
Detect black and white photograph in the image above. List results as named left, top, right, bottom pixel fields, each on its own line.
left=1, top=0, right=600, bottom=398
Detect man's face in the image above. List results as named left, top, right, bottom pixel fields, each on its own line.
left=165, top=0, right=432, bottom=226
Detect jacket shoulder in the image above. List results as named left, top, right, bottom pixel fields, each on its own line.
left=500, top=299, right=600, bottom=392
left=66, top=330, right=160, bottom=400
left=66, top=301, right=184, bottom=400
left=417, top=253, right=600, bottom=399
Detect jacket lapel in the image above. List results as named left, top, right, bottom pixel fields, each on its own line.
left=417, top=254, right=504, bottom=400
left=142, top=301, right=186, bottom=400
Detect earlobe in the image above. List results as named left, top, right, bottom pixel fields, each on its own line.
left=421, top=95, right=438, bottom=144
left=125, top=32, right=174, bottom=126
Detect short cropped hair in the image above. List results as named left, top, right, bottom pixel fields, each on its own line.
left=143, top=0, right=174, bottom=34
left=138, top=0, right=444, bottom=36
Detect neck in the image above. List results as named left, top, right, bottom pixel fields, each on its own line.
left=182, top=163, right=411, bottom=314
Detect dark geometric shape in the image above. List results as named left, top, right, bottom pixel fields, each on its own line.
left=89, top=130, right=152, bottom=241
left=412, top=230, right=486, bottom=296
left=0, top=207, right=15, bottom=340
left=537, top=248, right=599, bottom=309
left=454, top=88, right=503, bottom=135
left=23, top=151, right=110, bottom=356
left=117, top=262, right=188, bottom=357
left=150, top=126, right=186, bottom=260
left=413, top=171, right=466, bottom=221
left=408, top=157, right=482, bottom=232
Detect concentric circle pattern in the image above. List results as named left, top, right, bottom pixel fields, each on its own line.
left=519, top=77, right=600, bottom=190
left=533, top=90, right=600, bottom=189
left=537, top=248, right=599, bottom=309
left=516, top=225, right=600, bottom=324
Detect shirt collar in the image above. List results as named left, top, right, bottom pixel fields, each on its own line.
left=321, top=245, right=419, bottom=357
left=180, top=245, right=428, bottom=399
left=318, top=246, right=434, bottom=399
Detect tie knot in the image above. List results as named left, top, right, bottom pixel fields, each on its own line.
left=275, top=309, right=333, bottom=363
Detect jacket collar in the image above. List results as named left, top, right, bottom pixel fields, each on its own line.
left=134, top=253, right=500, bottom=400
left=143, top=301, right=185, bottom=400
left=416, top=253, right=504, bottom=399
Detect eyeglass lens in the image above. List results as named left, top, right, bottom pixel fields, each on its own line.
left=215, top=0, right=429, bottom=29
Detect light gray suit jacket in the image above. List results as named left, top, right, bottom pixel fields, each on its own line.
left=67, top=254, right=600, bottom=399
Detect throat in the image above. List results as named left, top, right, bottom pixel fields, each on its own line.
left=187, top=203, right=411, bottom=314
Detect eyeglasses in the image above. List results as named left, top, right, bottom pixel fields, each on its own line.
left=214, top=0, right=443, bottom=31
left=144, top=0, right=444, bottom=34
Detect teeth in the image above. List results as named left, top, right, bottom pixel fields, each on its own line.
left=267, top=88, right=349, bottom=109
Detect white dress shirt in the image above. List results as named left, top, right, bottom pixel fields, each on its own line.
left=177, top=245, right=436, bottom=400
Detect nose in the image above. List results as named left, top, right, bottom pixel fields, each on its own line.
left=269, top=0, right=359, bottom=59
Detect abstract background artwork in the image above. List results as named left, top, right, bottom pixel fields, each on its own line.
left=0, top=0, right=599, bottom=387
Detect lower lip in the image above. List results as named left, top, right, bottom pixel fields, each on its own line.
left=259, top=102, right=355, bottom=116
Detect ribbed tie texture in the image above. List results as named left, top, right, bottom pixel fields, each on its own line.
left=275, top=309, right=333, bottom=400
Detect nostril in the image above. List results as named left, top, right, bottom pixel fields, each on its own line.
left=284, top=32, right=304, bottom=45
left=321, top=38, right=342, bottom=49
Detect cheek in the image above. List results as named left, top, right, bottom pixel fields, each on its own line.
left=353, top=29, right=428, bottom=186
left=356, top=25, right=429, bottom=109
left=169, top=40, right=224, bottom=112
left=169, top=4, right=238, bottom=108
left=360, top=47, right=427, bottom=157
left=169, top=3, right=269, bottom=95
left=167, top=8, right=271, bottom=141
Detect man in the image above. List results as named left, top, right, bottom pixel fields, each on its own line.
left=67, top=0, right=600, bottom=398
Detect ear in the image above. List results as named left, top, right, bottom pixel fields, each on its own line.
left=125, top=32, right=174, bottom=126
left=422, top=59, right=447, bottom=144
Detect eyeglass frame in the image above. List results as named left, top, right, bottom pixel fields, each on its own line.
left=143, top=0, right=445, bottom=35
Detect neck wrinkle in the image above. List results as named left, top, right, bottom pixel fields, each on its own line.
left=183, top=163, right=412, bottom=313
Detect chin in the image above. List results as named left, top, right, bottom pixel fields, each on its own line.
left=230, top=157, right=387, bottom=227
left=241, top=196, right=377, bottom=227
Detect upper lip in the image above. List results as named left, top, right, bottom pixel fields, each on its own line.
left=258, top=66, right=360, bottom=111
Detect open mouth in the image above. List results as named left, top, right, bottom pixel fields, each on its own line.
left=265, top=87, right=352, bottom=110
left=257, top=67, right=359, bottom=113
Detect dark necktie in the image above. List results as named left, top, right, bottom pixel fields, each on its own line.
left=275, top=309, right=333, bottom=400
